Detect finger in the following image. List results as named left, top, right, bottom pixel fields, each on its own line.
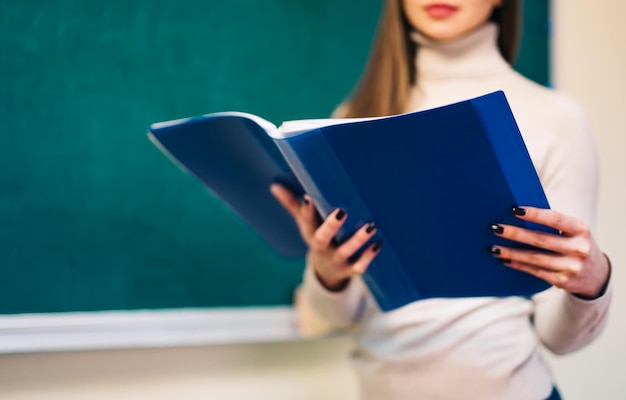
left=311, top=208, right=347, bottom=250
left=501, top=259, right=574, bottom=290
left=492, top=223, right=570, bottom=254
left=271, top=184, right=318, bottom=240
left=512, top=206, right=589, bottom=237
left=504, top=261, right=575, bottom=290
left=351, top=242, right=382, bottom=274
left=270, top=183, right=302, bottom=218
left=491, top=245, right=581, bottom=275
left=493, top=222, right=593, bottom=258
left=333, top=222, right=377, bottom=264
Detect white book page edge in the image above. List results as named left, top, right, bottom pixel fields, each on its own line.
left=271, top=117, right=378, bottom=139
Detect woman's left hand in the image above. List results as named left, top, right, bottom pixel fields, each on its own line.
left=491, top=206, right=611, bottom=299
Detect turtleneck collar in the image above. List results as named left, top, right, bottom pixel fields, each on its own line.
left=410, top=22, right=511, bottom=81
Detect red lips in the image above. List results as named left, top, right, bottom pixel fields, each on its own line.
left=425, top=4, right=459, bottom=19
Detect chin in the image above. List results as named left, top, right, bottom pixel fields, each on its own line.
left=417, top=19, right=483, bottom=42
left=419, top=27, right=466, bottom=41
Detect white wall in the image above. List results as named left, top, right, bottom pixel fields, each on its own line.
left=1, top=2, right=624, bottom=399
left=544, top=0, right=626, bottom=398
left=0, top=338, right=360, bottom=400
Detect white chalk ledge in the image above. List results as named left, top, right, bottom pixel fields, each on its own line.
left=0, top=306, right=301, bottom=354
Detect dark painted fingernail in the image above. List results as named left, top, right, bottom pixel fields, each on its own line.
left=512, top=207, right=526, bottom=216
left=489, top=246, right=501, bottom=255
left=372, top=242, right=381, bottom=252
left=365, top=222, right=376, bottom=234
left=302, top=197, right=310, bottom=205
left=335, top=209, right=346, bottom=220
left=500, top=258, right=511, bottom=265
left=491, top=224, right=504, bottom=234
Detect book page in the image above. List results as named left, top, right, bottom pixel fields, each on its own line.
left=272, top=117, right=377, bottom=139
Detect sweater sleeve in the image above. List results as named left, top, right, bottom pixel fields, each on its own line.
left=533, top=281, right=612, bottom=354
left=531, top=94, right=612, bottom=354
left=299, top=263, right=366, bottom=330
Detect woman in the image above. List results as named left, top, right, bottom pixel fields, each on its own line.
left=271, top=1, right=612, bottom=399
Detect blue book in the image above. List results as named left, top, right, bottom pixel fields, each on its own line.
left=148, top=91, right=553, bottom=311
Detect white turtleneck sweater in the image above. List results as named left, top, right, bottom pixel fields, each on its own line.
left=300, top=23, right=612, bottom=400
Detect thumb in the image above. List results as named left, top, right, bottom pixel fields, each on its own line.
left=270, top=183, right=301, bottom=219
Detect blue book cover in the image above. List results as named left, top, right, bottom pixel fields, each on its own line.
left=148, top=91, right=553, bottom=311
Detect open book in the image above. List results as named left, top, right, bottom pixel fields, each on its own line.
left=148, top=91, right=554, bottom=311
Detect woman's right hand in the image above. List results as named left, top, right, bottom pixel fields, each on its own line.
left=270, top=183, right=381, bottom=291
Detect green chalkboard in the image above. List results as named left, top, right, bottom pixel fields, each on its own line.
left=0, top=1, right=549, bottom=314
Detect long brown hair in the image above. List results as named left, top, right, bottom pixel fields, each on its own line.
left=339, top=0, right=521, bottom=118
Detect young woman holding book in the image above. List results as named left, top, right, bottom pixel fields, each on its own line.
left=271, top=1, right=612, bottom=399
